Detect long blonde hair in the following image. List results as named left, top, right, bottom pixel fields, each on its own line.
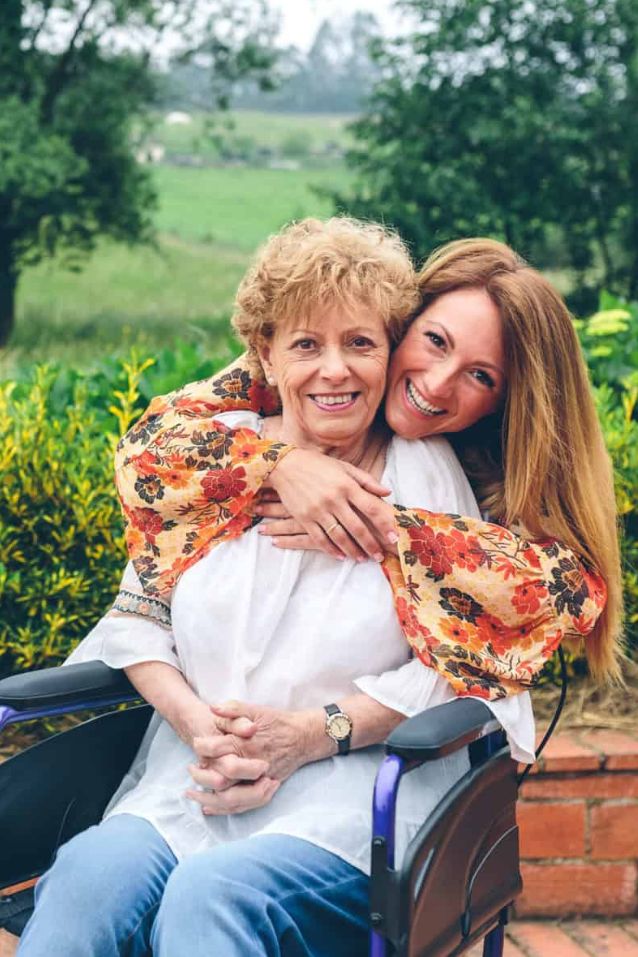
left=417, top=238, right=623, bottom=682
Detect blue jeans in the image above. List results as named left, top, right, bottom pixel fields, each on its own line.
left=18, top=814, right=370, bottom=956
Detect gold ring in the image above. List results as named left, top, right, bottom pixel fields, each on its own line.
left=325, top=521, right=341, bottom=535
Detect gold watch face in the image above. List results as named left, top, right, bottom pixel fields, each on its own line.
left=327, top=713, right=352, bottom=740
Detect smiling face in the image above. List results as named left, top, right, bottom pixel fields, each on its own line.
left=258, top=301, right=390, bottom=452
left=385, top=287, right=506, bottom=439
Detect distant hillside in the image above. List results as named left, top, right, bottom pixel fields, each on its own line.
left=138, top=110, right=355, bottom=170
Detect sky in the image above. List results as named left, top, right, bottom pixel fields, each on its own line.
left=273, top=0, right=407, bottom=49
left=37, top=1, right=409, bottom=62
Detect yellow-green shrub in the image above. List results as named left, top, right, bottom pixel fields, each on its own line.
left=0, top=358, right=151, bottom=676
left=575, top=293, right=638, bottom=658
left=0, top=339, right=242, bottom=677
left=594, top=382, right=638, bottom=652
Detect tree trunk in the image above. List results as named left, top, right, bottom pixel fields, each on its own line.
left=0, top=240, right=17, bottom=347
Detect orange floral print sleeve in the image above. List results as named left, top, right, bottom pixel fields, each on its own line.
left=385, top=507, right=606, bottom=700
left=114, top=354, right=286, bottom=597
left=115, top=351, right=607, bottom=699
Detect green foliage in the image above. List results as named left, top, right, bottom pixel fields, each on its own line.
left=336, top=0, right=638, bottom=300
left=574, top=292, right=638, bottom=394
left=0, top=1, right=279, bottom=345
left=0, top=5, right=158, bottom=344
left=151, top=110, right=352, bottom=166
left=0, top=361, right=138, bottom=676
left=573, top=293, right=638, bottom=652
left=0, top=340, right=242, bottom=677
left=593, top=381, right=638, bottom=643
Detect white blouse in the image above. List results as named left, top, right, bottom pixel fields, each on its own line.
left=67, top=415, right=535, bottom=874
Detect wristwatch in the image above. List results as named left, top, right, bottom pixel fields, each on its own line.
left=324, top=704, right=353, bottom=755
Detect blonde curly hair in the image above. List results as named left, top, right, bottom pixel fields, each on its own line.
left=232, top=217, right=419, bottom=372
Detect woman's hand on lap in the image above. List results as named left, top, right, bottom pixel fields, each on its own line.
left=187, top=751, right=271, bottom=792
left=185, top=699, right=322, bottom=816
left=186, top=776, right=281, bottom=816
left=180, top=698, right=257, bottom=751
left=190, top=700, right=326, bottom=789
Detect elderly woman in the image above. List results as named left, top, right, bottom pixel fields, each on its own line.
left=18, top=218, right=539, bottom=957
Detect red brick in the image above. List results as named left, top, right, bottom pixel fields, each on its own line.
left=517, top=862, right=638, bottom=917
left=566, top=921, right=638, bottom=955
left=509, top=921, right=588, bottom=956
left=518, top=801, right=585, bottom=858
left=503, top=938, right=528, bottom=957
left=591, top=803, right=638, bottom=860
left=521, top=773, right=638, bottom=801
left=538, top=734, right=601, bottom=773
left=580, top=731, right=638, bottom=771
left=518, top=760, right=541, bottom=776
left=466, top=936, right=527, bottom=957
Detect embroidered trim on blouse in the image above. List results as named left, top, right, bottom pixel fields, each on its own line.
left=113, top=589, right=172, bottom=629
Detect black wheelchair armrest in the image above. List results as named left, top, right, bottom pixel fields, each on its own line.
left=0, top=661, right=138, bottom=712
left=385, top=698, right=501, bottom=762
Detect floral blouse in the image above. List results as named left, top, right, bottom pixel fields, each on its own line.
left=114, top=354, right=607, bottom=701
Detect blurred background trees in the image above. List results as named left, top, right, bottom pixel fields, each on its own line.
left=337, top=0, right=638, bottom=309
left=0, top=0, right=277, bottom=345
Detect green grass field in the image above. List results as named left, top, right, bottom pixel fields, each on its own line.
left=9, top=159, right=353, bottom=371
left=154, top=165, right=352, bottom=249
left=152, top=110, right=353, bottom=161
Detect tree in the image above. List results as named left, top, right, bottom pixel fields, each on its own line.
left=0, top=0, right=278, bottom=345
left=227, top=13, right=382, bottom=114
left=337, top=0, right=638, bottom=300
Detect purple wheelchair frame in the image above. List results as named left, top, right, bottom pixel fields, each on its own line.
left=370, top=739, right=506, bottom=957
left=1, top=693, right=506, bottom=957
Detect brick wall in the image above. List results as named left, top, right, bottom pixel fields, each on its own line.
left=516, top=730, right=638, bottom=917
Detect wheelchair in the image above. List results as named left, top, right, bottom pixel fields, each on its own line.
left=0, top=656, right=549, bottom=956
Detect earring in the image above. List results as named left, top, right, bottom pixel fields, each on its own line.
left=267, top=375, right=276, bottom=386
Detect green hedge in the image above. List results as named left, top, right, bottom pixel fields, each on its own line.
left=576, top=293, right=638, bottom=650
left=0, top=339, right=240, bottom=678
left=1, top=302, right=636, bottom=677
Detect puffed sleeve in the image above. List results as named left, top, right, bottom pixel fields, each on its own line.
left=354, top=657, right=536, bottom=764
left=356, top=436, right=538, bottom=759
left=384, top=507, right=607, bottom=700
left=64, top=562, right=181, bottom=672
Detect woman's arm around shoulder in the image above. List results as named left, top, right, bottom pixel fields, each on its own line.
left=113, top=354, right=296, bottom=596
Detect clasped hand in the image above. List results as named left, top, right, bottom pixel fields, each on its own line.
left=186, top=700, right=312, bottom=817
